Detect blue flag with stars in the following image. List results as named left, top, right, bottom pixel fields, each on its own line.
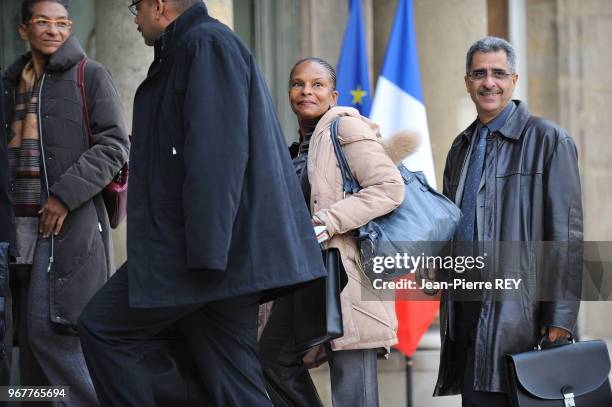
left=336, top=0, right=371, bottom=116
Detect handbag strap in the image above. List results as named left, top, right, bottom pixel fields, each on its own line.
left=536, top=333, right=576, bottom=350
left=330, top=118, right=361, bottom=196
left=77, top=59, right=128, bottom=183
left=76, top=58, right=92, bottom=145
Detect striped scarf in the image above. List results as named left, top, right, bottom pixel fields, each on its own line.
left=8, top=61, right=42, bottom=217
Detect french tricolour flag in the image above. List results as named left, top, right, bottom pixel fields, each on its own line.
left=370, top=0, right=436, bottom=189
left=370, top=0, right=439, bottom=358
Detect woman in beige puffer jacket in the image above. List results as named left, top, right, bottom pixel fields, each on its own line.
left=259, top=57, right=418, bottom=407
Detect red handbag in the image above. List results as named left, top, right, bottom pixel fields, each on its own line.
left=77, top=58, right=128, bottom=229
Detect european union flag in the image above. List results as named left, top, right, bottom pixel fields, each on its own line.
left=336, top=0, right=371, bottom=116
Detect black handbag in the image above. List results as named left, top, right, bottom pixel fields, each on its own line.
left=505, top=339, right=612, bottom=406
left=288, top=134, right=347, bottom=351
left=329, top=118, right=461, bottom=282
left=293, top=248, right=348, bottom=352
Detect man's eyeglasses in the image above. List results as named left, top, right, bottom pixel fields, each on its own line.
left=468, top=69, right=515, bottom=82
left=28, top=18, right=72, bottom=30
left=128, top=0, right=144, bottom=16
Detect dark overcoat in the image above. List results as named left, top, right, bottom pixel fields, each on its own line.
left=2, top=36, right=130, bottom=329
left=434, top=100, right=583, bottom=395
left=0, top=68, right=12, bottom=382
left=127, top=3, right=325, bottom=308
left=0, top=69, right=12, bottom=245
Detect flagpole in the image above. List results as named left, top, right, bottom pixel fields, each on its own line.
left=405, top=356, right=413, bottom=407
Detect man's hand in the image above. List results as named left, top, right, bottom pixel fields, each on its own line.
left=540, top=326, right=571, bottom=342
left=416, top=267, right=438, bottom=296
left=39, top=196, right=68, bottom=238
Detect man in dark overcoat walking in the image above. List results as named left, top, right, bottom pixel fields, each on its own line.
left=78, top=1, right=326, bottom=406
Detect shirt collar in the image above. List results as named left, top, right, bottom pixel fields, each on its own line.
left=461, top=100, right=530, bottom=142
left=154, top=2, right=209, bottom=57
left=480, top=102, right=515, bottom=133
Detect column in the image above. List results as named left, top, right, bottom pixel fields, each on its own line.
left=300, top=0, right=373, bottom=78
left=508, top=0, right=528, bottom=102
left=95, top=0, right=153, bottom=266
left=555, top=0, right=612, bottom=340
left=207, top=0, right=234, bottom=28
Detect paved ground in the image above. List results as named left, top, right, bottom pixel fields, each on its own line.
left=311, top=347, right=461, bottom=407
left=8, top=331, right=612, bottom=406
left=311, top=329, right=462, bottom=407
left=312, top=334, right=612, bottom=406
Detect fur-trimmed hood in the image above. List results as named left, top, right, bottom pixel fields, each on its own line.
left=382, top=130, right=420, bottom=165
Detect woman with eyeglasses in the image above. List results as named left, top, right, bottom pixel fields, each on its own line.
left=1, top=1, right=129, bottom=404
left=259, top=57, right=418, bottom=407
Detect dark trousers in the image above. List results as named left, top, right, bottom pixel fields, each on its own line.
left=78, top=264, right=272, bottom=407
left=456, top=303, right=510, bottom=407
left=260, top=294, right=380, bottom=407
left=259, top=294, right=323, bottom=407
left=461, top=347, right=510, bottom=407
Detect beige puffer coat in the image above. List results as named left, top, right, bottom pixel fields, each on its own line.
left=308, top=106, right=418, bottom=353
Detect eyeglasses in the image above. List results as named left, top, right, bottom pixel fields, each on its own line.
left=28, top=18, right=72, bottom=30
left=468, top=69, right=515, bottom=82
left=128, top=0, right=144, bottom=16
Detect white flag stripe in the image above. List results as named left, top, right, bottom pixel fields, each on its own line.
left=370, top=76, right=436, bottom=189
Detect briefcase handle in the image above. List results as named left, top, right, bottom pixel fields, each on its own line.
left=535, top=334, right=575, bottom=351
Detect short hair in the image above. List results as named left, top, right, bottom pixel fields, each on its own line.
left=466, top=36, right=516, bottom=74
left=21, top=0, right=69, bottom=24
left=288, top=57, right=337, bottom=90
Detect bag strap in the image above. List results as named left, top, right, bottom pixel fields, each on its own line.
left=330, top=118, right=361, bottom=196
left=76, top=58, right=92, bottom=145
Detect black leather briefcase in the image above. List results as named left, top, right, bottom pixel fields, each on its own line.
left=506, top=340, right=612, bottom=406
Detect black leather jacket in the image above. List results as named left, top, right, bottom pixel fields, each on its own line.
left=434, top=100, right=583, bottom=395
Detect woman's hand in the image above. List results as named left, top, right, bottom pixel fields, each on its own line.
left=313, top=219, right=330, bottom=243
left=39, top=196, right=68, bottom=238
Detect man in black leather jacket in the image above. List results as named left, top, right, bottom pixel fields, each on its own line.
left=433, top=37, right=583, bottom=406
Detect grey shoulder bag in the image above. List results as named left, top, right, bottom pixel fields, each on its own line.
left=329, top=117, right=461, bottom=282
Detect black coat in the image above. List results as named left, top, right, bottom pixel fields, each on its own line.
left=0, top=69, right=12, bottom=245
left=0, top=68, right=12, bottom=382
left=127, top=3, right=325, bottom=307
left=434, top=100, right=583, bottom=394
left=2, top=36, right=130, bottom=329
